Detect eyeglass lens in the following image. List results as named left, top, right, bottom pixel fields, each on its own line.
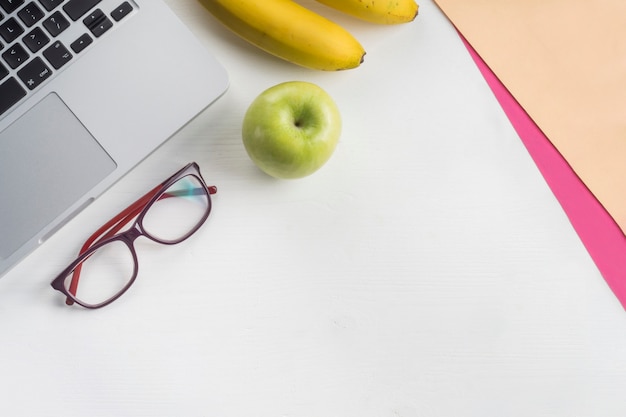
left=61, top=174, right=210, bottom=307
left=142, top=174, right=210, bottom=243
left=63, top=240, right=135, bottom=307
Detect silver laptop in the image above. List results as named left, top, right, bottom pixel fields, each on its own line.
left=0, top=0, right=229, bottom=277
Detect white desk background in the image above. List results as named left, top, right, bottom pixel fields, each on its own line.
left=2, top=1, right=626, bottom=416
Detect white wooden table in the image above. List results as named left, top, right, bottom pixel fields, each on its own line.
left=1, top=1, right=625, bottom=416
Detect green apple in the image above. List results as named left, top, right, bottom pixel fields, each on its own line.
left=242, top=81, right=342, bottom=179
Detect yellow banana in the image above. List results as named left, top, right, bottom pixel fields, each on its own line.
left=198, top=0, right=366, bottom=71
left=315, top=0, right=419, bottom=24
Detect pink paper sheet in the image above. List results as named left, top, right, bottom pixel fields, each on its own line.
left=461, top=36, right=626, bottom=309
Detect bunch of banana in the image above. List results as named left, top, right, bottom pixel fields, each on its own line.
left=316, top=0, right=419, bottom=24
left=198, top=0, right=418, bottom=71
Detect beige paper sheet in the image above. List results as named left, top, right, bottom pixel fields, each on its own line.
left=434, top=0, right=626, bottom=233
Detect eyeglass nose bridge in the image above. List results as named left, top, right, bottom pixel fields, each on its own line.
left=120, top=221, right=170, bottom=247
left=120, top=223, right=144, bottom=243
left=108, top=222, right=145, bottom=251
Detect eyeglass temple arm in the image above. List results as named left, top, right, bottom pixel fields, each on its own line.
left=65, top=184, right=217, bottom=305
left=81, top=186, right=219, bottom=252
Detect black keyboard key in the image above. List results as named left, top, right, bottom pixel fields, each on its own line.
left=37, top=0, right=63, bottom=12
left=70, top=32, right=91, bottom=53
left=0, top=17, right=25, bottom=43
left=0, top=0, right=25, bottom=14
left=111, top=1, right=132, bottom=22
left=17, top=56, right=50, bottom=89
left=17, top=2, right=45, bottom=27
left=0, top=76, right=26, bottom=116
left=0, top=61, right=8, bottom=79
left=2, top=42, right=28, bottom=68
left=42, top=10, right=69, bottom=36
left=43, top=39, right=70, bottom=69
left=23, top=26, right=49, bottom=52
left=63, top=0, right=100, bottom=21
left=83, top=9, right=111, bottom=38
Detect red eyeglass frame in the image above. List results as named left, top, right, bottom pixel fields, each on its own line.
left=50, top=162, right=217, bottom=308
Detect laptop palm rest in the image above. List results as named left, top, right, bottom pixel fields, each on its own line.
left=0, top=93, right=116, bottom=260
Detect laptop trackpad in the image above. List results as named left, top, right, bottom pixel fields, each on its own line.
left=0, top=93, right=116, bottom=260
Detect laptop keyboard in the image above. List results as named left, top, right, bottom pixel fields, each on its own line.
left=0, top=0, right=135, bottom=117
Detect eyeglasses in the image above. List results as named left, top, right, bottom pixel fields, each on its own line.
left=50, top=162, right=216, bottom=309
